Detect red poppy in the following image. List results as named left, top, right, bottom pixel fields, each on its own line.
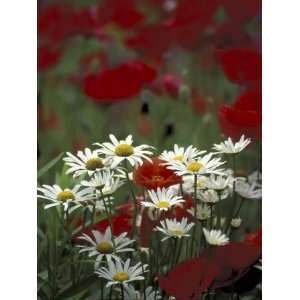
left=137, top=115, right=153, bottom=137
left=38, top=46, right=62, bottom=71
left=245, top=225, right=262, bottom=246
left=82, top=60, right=157, bottom=102
left=192, top=93, right=207, bottom=114
left=38, top=4, right=73, bottom=44
left=72, top=214, right=132, bottom=243
left=159, top=256, right=220, bottom=300
left=222, top=0, right=261, bottom=24
left=96, top=0, right=145, bottom=29
left=133, top=158, right=182, bottom=190
left=216, top=48, right=262, bottom=85
left=159, top=240, right=261, bottom=299
left=218, top=88, right=262, bottom=140
left=126, top=24, right=173, bottom=60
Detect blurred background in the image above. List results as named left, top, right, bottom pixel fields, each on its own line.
left=37, top=0, right=262, bottom=169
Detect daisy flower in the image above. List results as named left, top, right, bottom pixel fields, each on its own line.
left=188, top=204, right=212, bottom=221
left=248, top=170, right=262, bottom=188
left=212, top=135, right=251, bottom=154
left=235, top=179, right=262, bottom=199
left=166, top=153, right=225, bottom=177
left=141, top=187, right=184, bottom=211
left=231, top=217, right=242, bottom=228
left=182, top=175, right=208, bottom=193
left=81, top=170, right=124, bottom=196
left=155, top=218, right=194, bottom=241
left=77, top=227, right=134, bottom=268
left=63, top=148, right=108, bottom=178
left=206, top=174, right=234, bottom=190
left=123, top=285, right=161, bottom=300
left=198, top=189, right=220, bottom=204
left=37, top=184, right=93, bottom=213
left=203, top=228, right=229, bottom=246
left=95, top=258, right=147, bottom=288
left=95, top=134, right=154, bottom=168
left=160, top=144, right=205, bottom=163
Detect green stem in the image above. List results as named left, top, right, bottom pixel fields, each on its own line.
left=124, top=166, right=138, bottom=237
left=190, top=174, right=198, bottom=257
left=121, top=284, right=124, bottom=300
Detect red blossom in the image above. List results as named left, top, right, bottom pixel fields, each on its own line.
left=216, top=48, right=262, bottom=85
left=133, top=158, right=182, bottom=190
left=82, top=60, right=157, bottom=102
left=222, top=0, right=261, bottom=24
left=192, top=93, right=207, bottom=114
left=218, top=89, right=262, bottom=140
left=38, top=4, right=73, bottom=44
left=159, top=240, right=261, bottom=299
left=38, top=46, right=62, bottom=71
left=72, top=214, right=132, bottom=243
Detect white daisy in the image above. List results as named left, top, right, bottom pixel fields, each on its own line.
left=141, top=187, right=184, bottom=211
left=81, top=170, right=124, bottom=196
left=248, top=170, right=262, bottom=188
left=188, top=204, right=212, bottom=221
left=182, top=175, right=208, bottom=193
left=123, top=285, right=161, bottom=300
left=231, top=217, right=242, bottom=228
left=212, top=135, right=251, bottom=154
left=95, top=134, right=154, bottom=169
left=206, top=174, right=234, bottom=190
left=235, top=179, right=262, bottom=199
left=95, top=258, right=147, bottom=288
left=63, top=148, right=109, bottom=178
left=198, top=189, right=220, bottom=204
left=166, top=153, right=225, bottom=177
left=155, top=218, right=194, bottom=241
left=37, top=184, right=93, bottom=213
left=77, top=227, right=134, bottom=268
left=160, top=144, right=205, bottom=164
left=203, top=228, right=229, bottom=246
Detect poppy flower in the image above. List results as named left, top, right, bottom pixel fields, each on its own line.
left=222, top=0, right=261, bottom=24
left=192, top=93, right=207, bottom=114
left=82, top=60, right=157, bottom=102
left=159, top=240, right=261, bottom=299
left=216, top=48, right=262, bottom=85
left=245, top=225, right=262, bottom=247
left=133, top=158, right=182, bottom=190
left=72, top=214, right=132, bottom=243
left=151, top=73, right=184, bottom=98
left=38, top=4, right=73, bottom=44
left=96, top=0, right=145, bottom=29
left=218, top=89, right=262, bottom=140
left=38, top=45, right=62, bottom=71
left=159, top=256, right=220, bottom=300
left=126, top=24, right=173, bottom=60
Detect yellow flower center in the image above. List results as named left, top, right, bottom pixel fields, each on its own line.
left=85, top=157, right=103, bottom=170
left=152, top=175, right=163, bottom=181
left=57, top=191, right=74, bottom=202
left=115, top=144, right=134, bottom=157
left=96, top=241, right=113, bottom=254
left=113, top=272, right=129, bottom=282
left=197, top=179, right=206, bottom=188
left=187, top=162, right=204, bottom=172
left=157, top=200, right=170, bottom=209
left=171, top=229, right=183, bottom=236
left=174, top=155, right=184, bottom=161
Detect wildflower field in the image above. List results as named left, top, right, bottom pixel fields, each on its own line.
left=37, top=1, right=262, bottom=299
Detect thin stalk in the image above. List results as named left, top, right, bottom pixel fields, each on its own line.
left=124, top=165, right=138, bottom=237
left=190, top=174, right=198, bottom=257
left=66, top=209, right=75, bottom=286
left=121, top=284, right=124, bottom=300
left=175, top=237, right=183, bottom=264
left=100, top=191, right=116, bottom=250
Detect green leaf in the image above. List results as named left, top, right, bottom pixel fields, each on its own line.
left=56, top=275, right=98, bottom=300
left=38, top=152, right=64, bottom=179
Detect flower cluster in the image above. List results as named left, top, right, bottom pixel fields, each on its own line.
left=37, top=134, right=261, bottom=299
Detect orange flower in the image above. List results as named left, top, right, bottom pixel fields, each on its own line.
left=133, top=158, right=182, bottom=190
